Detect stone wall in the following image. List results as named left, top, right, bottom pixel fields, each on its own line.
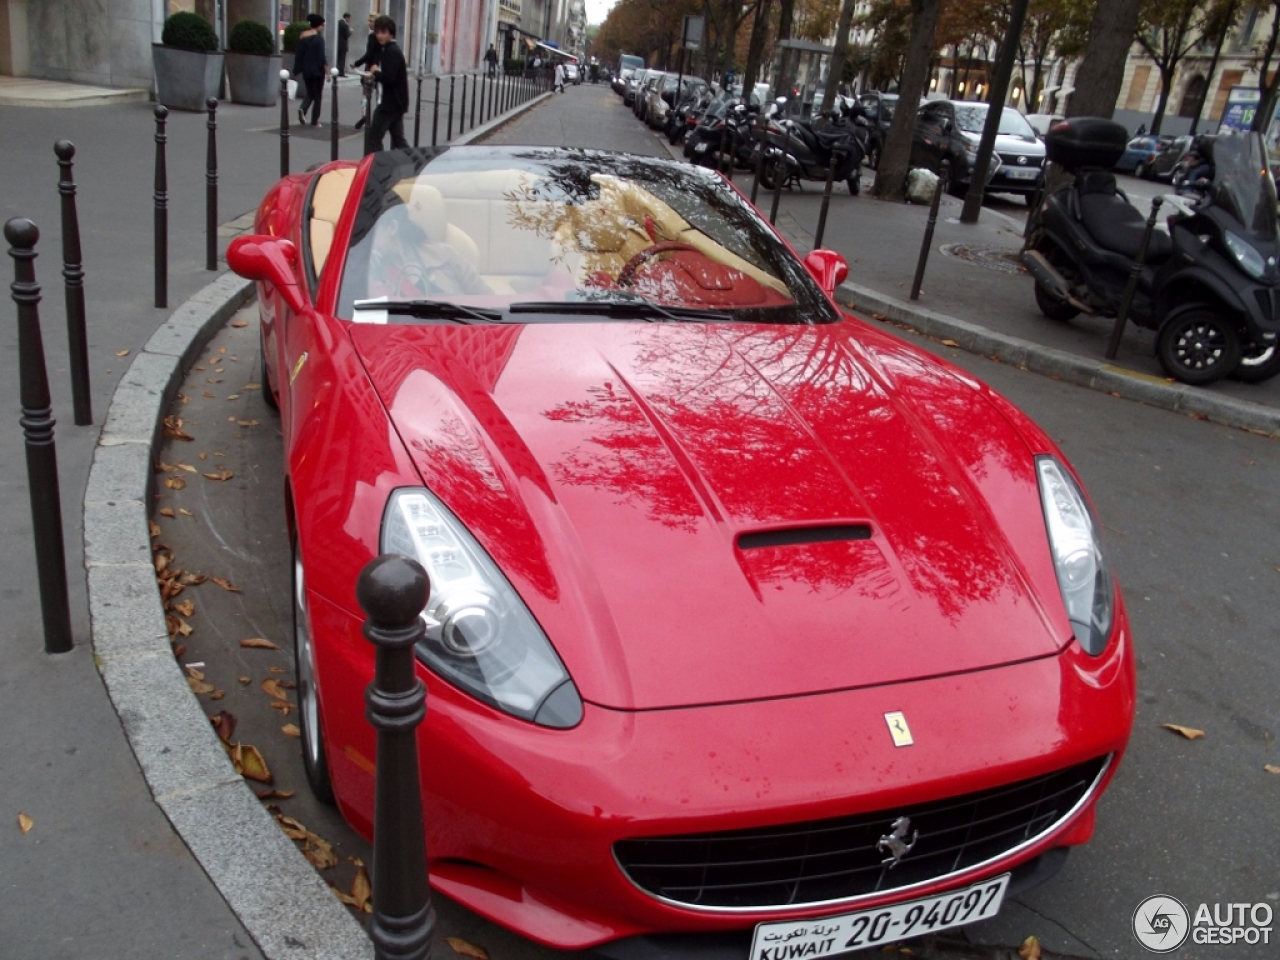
left=25, top=0, right=159, bottom=89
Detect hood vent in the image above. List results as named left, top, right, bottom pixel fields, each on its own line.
left=737, top=524, right=872, bottom=550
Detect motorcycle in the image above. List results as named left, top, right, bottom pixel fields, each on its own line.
left=1023, top=119, right=1280, bottom=385
left=684, top=98, right=756, bottom=171
left=666, top=87, right=713, bottom=145
left=754, top=99, right=867, bottom=195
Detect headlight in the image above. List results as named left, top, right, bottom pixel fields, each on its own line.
left=1036, top=457, right=1115, bottom=655
left=382, top=489, right=582, bottom=728
left=1223, top=230, right=1267, bottom=281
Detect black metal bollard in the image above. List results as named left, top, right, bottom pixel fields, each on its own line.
left=490, top=71, right=497, bottom=119
left=54, top=141, right=91, bottom=426
left=206, top=98, right=218, bottom=271
left=357, top=555, right=436, bottom=960
left=414, top=73, right=423, bottom=147
left=153, top=105, right=168, bottom=309
left=6, top=218, right=74, bottom=655
left=813, top=148, right=840, bottom=250
left=470, top=73, right=478, bottom=129
left=459, top=75, right=468, bottom=135
left=751, top=115, right=766, bottom=206
left=279, top=70, right=291, bottom=178
left=447, top=75, right=455, bottom=141
left=1106, top=195, right=1164, bottom=360
left=909, top=161, right=948, bottom=301
left=768, top=151, right=785, bottom=225
left=330, top=69, right=340, bottom=161
left=432, top=77, right=440, bottom=147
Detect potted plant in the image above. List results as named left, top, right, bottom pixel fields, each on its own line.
left=153, top=11, right=224, bottom=112
left=224, top=19, right=281, bottom=106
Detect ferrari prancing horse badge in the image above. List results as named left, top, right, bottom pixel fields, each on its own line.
left=884, top=711, right=914, bottom=747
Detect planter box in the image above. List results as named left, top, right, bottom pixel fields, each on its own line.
left=225, top=51, right=283, bottom=106
left=152, top=44, right=224, bottom=112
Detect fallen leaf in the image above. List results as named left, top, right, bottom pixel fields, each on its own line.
left=1265, top=764, right=1280, bottom=774
left=275, top=814, right=309, bottom=840
left=185, top=666, right=205, bottom=681
left=281, top=723, right=301, bottom=738
left=261, top=678, right=291, bottom=700
left=350, top=863, right=372, bottom=911
left=225, top=394, right=240, bottom=401
left=171, top=599, right=195, bottom=617
left=194, top=365, right=205, bottom=371
left=115, top=349, right=130, bottom=357
left=154, top=552, right=170, bottom=573
left=175, top=463, right=197, bottom=472
left=210, top=711, right=238, bottom=742
left=238, top=676, right=251, bottom=685
left=17, top=813, right=33, bottom=834
left=1018, top=935, right=1041, bottom=960
left=269, top=700, right=294, bottom=716
left=163, top=415, right=194, bottom=441
left=179, top=394, right=189, bottom=404
left=164, top=476, right=186, bottom=490
left=202, top=391, right=216, bottom=399
left=941, top=339, right=959, bottom=347
left=156, top=461, right=176, bottom=472
left=254, top=789, right=295, bottom=800
left=173, top=644, right=186, bottom=658
left=215, top=367, right=225, bottom=373
left=166, top=616, right=194, bottom=639
left=225, top=742, right=273, bottom=783
left=206, top=378, right=223, bottom=384
left=209, top=690, right=225, bottom=700
left=446, top=938, right=490, bottom=960
left=211, top=576, right=241, bottom=592
left=231, top=320, right=248, bottom=328
left=149, top=519, right=162, bottom=538
left=203, top=469, right=234, bottom=482
left=243, top=382, right=261, bottom=390
left=1162, top=723, right=1206, bottom=740
left=239, top=638, right=278, bottom=650
left=179, top=508, right=193, bottom=517
left=180, top=572, right=208, bottom=585
left=267, top=666, right=286, bottom=674
left=218, top=346, right=226, bottom=354
left=158, top=507, right=175, bottom=518
left=187, top=675, right=215, bottom=695
left=235, top=419, right=260, bottom=427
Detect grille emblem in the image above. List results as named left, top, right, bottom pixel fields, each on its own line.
left=877, top=816, right=919, bottom=867
left=1017, top=155, right=1028, bottom=165
left=884, top=711, right=914, bottom=747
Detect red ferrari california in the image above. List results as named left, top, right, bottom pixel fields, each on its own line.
left=228, top=146, right=1135, bottom=959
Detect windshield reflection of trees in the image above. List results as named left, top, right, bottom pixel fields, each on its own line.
left=544, top=326, right=1019, bottom=621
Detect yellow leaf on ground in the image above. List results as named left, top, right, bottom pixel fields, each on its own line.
left=275, top=814, right=309, bottom=840
left=281, top=724, right=301, bottom=738
left=17, top=813, right=33, bottom=834
left=235, top=419, right=260, bottom=427
left=227, top=742, right=273, bottom=783
left=180, top=572, right=208, bottom=585
left=303, top=837, right=338, bottom=870
left=261, top=678, right=290, bottom=700
left=174, top=463, right=197, bottom=473
left=446, top=938, right=490, bottom=960
left=163, top=415, right=194, bottom=441
left=1162, top=723, right=1206, bottom=740
left=941, top=339, right=959, bottom=347
left=254, top=789, right=295, bottom=800
left=239, top=638, right=278, bottom=650
left=230, top=320, right=249, bottom=328
left=148, top=519, right=162, bottom=538
left=179, top=508, right=193, bottom=517
left=203, top=469, right=234, bottom=481
left=211, top=576, right=241, bottom=592
left=225, top=394, right=240, bottom=401
left=270, top=700, right=294, bottom=715
left=171, top=599, right=195, bottom=617
left=115, top=349, right=130, bottom=357
left=187, top=676, right=215, bottom=695
left=350, top=863, right=372, bottom=911
left=209, top=690, right=225, bottom=700
left=1265, top=764, right=1280, bottom=774
left=202, top=391, right=216, bottom=399
left=1018, top=935, right=1041, bottom=960
left=158, top=507, right=176, bottom=518
left=238, top=676, right=251, bottom=685
left=164, top=476, right=186, bottom=490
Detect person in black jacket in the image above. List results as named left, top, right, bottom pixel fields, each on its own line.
left=337, top=13, right=352, bottom=77
left=351, top=14, right=381, bottom=129
left=292, top=14, right=328, bottom=126
left=363, top=15, right=410, bottom=155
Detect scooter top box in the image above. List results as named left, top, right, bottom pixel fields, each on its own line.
left=1045, top=117, right=1128, bottom=171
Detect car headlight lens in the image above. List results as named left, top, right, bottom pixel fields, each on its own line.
left=1223, top=230, right=1267, bottom=281
left=1036, top=457, right=1114, bottom=655
left=381, top=488, right=582, bottom=728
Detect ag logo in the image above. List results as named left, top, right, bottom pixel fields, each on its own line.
left=1133, top=895, right=1190, bottom=953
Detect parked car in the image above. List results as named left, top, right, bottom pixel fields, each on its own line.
left=1114, top=134, right=1175, bottom=176
left=563, top=62, right=580, bottom=85
left=911, top=99, right=1046, bottom=203
left=854, top=90, right=899, bottom=168
left=623, top=68, right=650, bottom=106
left=1024, top=113, right=1066, bottom=137
left=634, top=71, right=666, bottom=122
left=228, top=144, right=1134, bottom=959
left=1143, top=135, right=1207, bottom=181
left=646, top=74, right=704, bottom=129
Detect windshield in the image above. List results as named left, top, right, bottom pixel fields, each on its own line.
left=619, top=55, right=644, bottom=72
left=954, top=104, right=1036, bottom=140
left=335, top=147, right=837, bottom=326
left=1211, top=132, right=1279, bottom=240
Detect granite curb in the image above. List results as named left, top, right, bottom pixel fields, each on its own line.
left=839, top=280, right=1280, bottom=439
left=82, top=270, right=374, bottom=960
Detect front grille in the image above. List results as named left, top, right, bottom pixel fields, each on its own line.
left=998, top=153, right=1044, bottom=168
left=614, top=756, right=1109, bottom=910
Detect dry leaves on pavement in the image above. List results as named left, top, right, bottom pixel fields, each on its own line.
left=445, top=938, right=489, bottom=960
left=163, top=415, right=194, bottom=441
left=275, top=814, right=338, bottom=869
left=203, top=469, right=235, bottom=482
left=334, top=861, right=373, bottom=913
left=17, top=813, right=33, bottom=834
left=224, top=741, right=273, bottom=783
left=211, top=576, right=241, bottom=592
left=1162, top=723, right=1206, bottom=740
left=239, top=638, right=278, bottom=650
left=281, top=724, right=301, bottom=738
left=1018, top=935, right=1041, bottom=960
left=1265, top=764, right=1280, bottom=774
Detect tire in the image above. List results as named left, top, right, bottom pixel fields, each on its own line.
left=1229, top=341, right=1280, bottom=383
left=759, top=155, right=783, bottom=190
left=1156, top=306, right=1242, bottom=386
left=867, top=143, right=881, bottom=171
left=293, top=542, right=335, bottom=805
left=259, top=331, right=279, bottom=411
left=1034, top=280, right=1080, bottom=321
left=847, top=174, right=860, bottom=196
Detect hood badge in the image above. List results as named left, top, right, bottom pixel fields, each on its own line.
left=884, top=711, right=914, bottom=747
left=878, top=816, right=919, bottom=867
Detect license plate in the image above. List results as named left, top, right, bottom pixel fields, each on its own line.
left=1003, top=166, right=1039, bottom=180
left=694, top=142, right=708, bottom=153
left=749, top=874, right=1009, bottom=960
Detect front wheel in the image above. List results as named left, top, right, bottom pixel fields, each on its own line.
left=1133, top=161, right=1148, bottom=180
left=1230, top=341, right=1280, bottom=383
left=1034, top=280, right=1079, bottom=321
left=758, top=155, right=782, bottom=190
left=293, top=542, right=335, bottom=805
left=847, top=173, right=860, bottom=195
left=1156, top=306, right=1242, bottom=385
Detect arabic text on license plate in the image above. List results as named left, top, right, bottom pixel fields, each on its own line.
left=694, top=142, right=708, bottom=152
left=1005, top=166, right=1039, bottom=179
left=748, top=874, right=1009, bottom=960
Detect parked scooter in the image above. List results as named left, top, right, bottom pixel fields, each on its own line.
left=667, top=87, right=712, bottom=145
left=755, top=99, right=867, bottom=195
left=1023, top=119, right=1280, bottom=385
left=684, top=98, right=755, bottom=170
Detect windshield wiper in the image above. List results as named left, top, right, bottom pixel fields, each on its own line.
left=508, top=300, right=737, bottom=323
left=353, top=299, right=505, bottom=324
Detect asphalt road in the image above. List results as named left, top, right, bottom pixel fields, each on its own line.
left=159, top=84, right=1278, bottom=960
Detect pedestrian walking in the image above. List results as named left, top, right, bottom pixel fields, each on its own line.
left=292, top=13, right=329, bottom=127
left=337, top=13, right=352, bottom=77
left=363, top=15, right=410, bottom=155
left=352, top=14, right=381, bottom=130
left=484, top=44, right=499, bottom=78
left=554, top=61, right=566, bottom=94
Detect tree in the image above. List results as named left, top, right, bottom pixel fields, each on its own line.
left=1187, top=0, right=1247, bottom=133
left=1251, top=0, right=1280, bottom=132
left=1066, top=0, right=1144, bottom=117
left=1134, top=0, right=1208, bottom=134
left=872, top=0, right=946, bottom=200
left=743, top=0, right=776, bottom=88
left=1016, top=0, right=1091, bottom=111
left=821, top=0, right=861, bottom=112
left=855, top=0, right=913, bottom=89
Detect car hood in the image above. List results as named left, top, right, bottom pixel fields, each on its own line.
left=352, top=321, right=1064, bottom=710
left=961, top=131, right=1045, bottom=155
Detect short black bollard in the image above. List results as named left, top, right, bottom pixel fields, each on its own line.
left=357, top=555, right=436, bottom=960
left=490, top=71, right=497, bottom=120
left=6, top=218, right=74, bottom=655
left=54, top=141, right=91, bottom=426
left=460, top=75, right=469, bottom=135
left=1106, top=195, right=1164, bottom=360
left=768, top=151, right=785, bottom=225
left=813, top=148, right=841, bottom=250
left=432, top=77, right=440, bottom=147
left=909, top=160, right=948, bottom=301
left=279, top=69, right=291, bottom=178
left=751, top=114, right=766, bottom=206
left=414, top=73, right=423, bottom=147
left=153, top=104, right=168, bottom=309
left=330, top=69, right=340, bottom=161
left=447, top=75, right=456, bottom=141
left=206, top=98, right=218, bottom=271
left=470, top=73, right=478, bottom=129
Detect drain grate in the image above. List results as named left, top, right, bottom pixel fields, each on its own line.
left=940, top=244, right=1028, bottom=275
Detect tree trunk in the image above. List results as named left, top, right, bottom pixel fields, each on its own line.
left=1189, top=20, right=1229, bottom=134
left=1150, top=66, right=1174, bottom=134
left=872, top=0, right=945, bottom=200
left=1252, top=5, right=1280, bottom=132
left=744, top=0, right=774, bottom=88
left=1066, top=0, right=1143, bottom=117
left=821, top=0, right=859, bottom=113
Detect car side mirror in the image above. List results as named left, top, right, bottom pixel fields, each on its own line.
left=227, top=235, right=307, bottom=314
left=803, top=249, right=849, bottom=296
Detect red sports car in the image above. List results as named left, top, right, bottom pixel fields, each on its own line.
left=228, top=146, right=1135, bottom=959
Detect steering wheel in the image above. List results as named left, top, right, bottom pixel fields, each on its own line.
left=616, top=241, right=701, bottom=287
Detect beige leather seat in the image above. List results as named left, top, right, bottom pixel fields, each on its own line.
left=309, top=167, right=357, bottom=276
